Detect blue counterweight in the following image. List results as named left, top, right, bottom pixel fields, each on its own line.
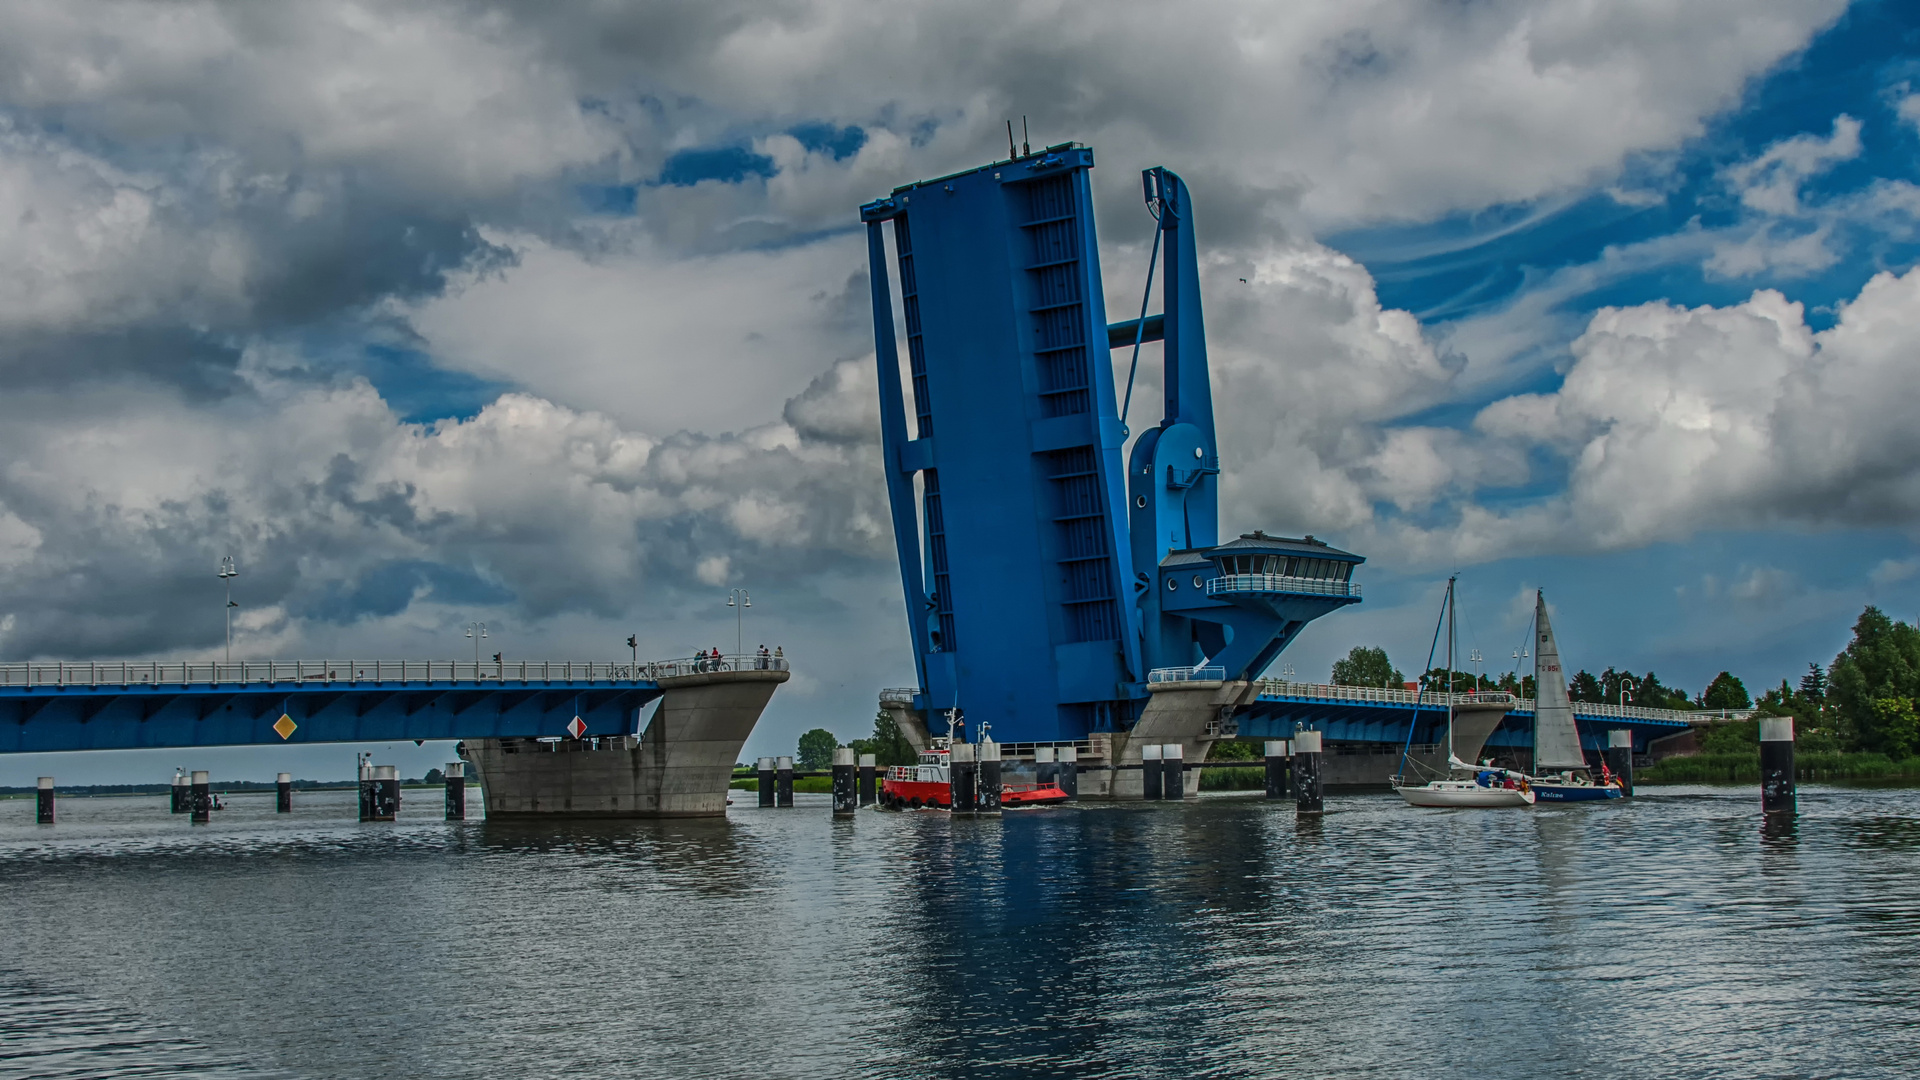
left=862, top=146, right=1361, bottom=745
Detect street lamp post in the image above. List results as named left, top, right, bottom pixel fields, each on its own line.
left=725, top=590, right=750, bottom=657
left=465, top=622, right=487, bottom=666
left=218, top=556, right=239, bottom=665
left=1619, top=675, right=1638, bottom=709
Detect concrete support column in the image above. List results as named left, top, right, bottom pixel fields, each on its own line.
left=1141, top=743, right=1164, bottom=801
left=35, top=777, right=53, bottom=824
left=171, top=770, right=188, bottom=814
left=978, top=740, right=1002, bottom=816
left=1762, top=717, right=1795, bottom=819
left=1264, top=740, right=1290, bottom=799
left=857, top=754, right=878, bottom=806
left=444, top=762, right=466, bottom=821
left=276, top=772, right=292, bottom=813
left=465, top=668, right=787, bottom=819
left=1097, top=679, right=1249, bottom=799
left=1163, top=743, right=1185, bottom=800
left=190, top=770, right=211, bottom=824
left=1604, top=730, right=1633, bottom=797
left=757, top=757, right=776, bottom=807
left=775, top=756, right=795, bottom=808
left=1034, top=746, right=1056, bottom=789
left=1293, top=732, right=1324, bottom=816
left=950, top=742, right=977, bottom=815
left=832, top=747, right=857, bottom=816
left=880, top=699, right=933, bottom=755
left=1058, top=745, right=1079, bottom=799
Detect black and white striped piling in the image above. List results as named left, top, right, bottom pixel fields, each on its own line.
left=171, top=769, right=188, bottom=814
left=444, top=762, right=466, bottom=821
left=832, top=747, right=858, bottom=816
left=757, top=757, right=776, bottom=807
left=949, top=742, right=977, bottom=815
left=1604, top=730, right=1634, bottom=797
left=1141, top=743, right=1164, bottom=801
left=1163, top=743, right=1185, bottom=800
left=361, top=765, right=400, bottom=821
left=775, top=756, right=794, bottom=808
left=1762, top=717, right=1796, bottom=819
left=35, top=777, right=53, bottom=824
left=977, top=740, right=1002, bottom=816
left=1057, top=745, right=1078, bottom=799
left=190, top=770, right=211, bottom=824
left=858, top=753, right=878, bottom=806
left=276, top=772, right=292, bottom=813
left=1034, top=746, right=1056, bottom=790
left=1265, top=740, right=1290, bottom=799
left=1293, top=731, right=1324, bottom=816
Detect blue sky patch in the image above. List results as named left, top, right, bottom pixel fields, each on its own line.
left=658, top=144, right=778, bottom=186
left=1331, top=0, right=1920, bottom=335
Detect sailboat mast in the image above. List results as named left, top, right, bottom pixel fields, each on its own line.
left=1446, top=576, right=1456, bottom=761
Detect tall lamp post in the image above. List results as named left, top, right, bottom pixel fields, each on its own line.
left=1619, top=675, right=1638, bottom=709
left=725, top=589, right=750, bottom=656
left=218, top=556, right=239, bottom=665
left=465, top=622, right=487, bottom=666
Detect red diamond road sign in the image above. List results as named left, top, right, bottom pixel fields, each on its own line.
left=567, top=716, right=586, bottom=739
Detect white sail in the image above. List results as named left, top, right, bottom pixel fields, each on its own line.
left=1532, top=591, right=1589, bottom=771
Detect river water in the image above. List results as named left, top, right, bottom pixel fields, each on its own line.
left=2, top=785, right=1917, bottom=1079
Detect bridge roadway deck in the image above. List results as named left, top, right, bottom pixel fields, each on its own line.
left=1236, top=680, right=1746, bottom=753
left=0, top=657, right=780, bottom=754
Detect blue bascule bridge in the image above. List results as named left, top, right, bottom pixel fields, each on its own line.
left=860, top=143, right=1364, bottom=790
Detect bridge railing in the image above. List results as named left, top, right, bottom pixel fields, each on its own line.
left=0, top=654, right=787, bottom=689
left=1205, top=574, right=1361, bottom=599
left=1149, top=665, right=1227, bottom=683
left=1253, top=679, right=1738, bottom=724
left=879, top=687, right=920, bottom=706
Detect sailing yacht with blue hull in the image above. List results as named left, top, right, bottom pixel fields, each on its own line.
left=1528, top=591, right=1622, bottom=803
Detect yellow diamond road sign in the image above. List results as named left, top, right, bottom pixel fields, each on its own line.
left=273, top=714, right=297, bottom=740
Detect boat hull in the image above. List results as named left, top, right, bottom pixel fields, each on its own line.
left=880, top=778, right=1068, bottom=809
left=1397, top=782, right=1535, bottom=808
left=1532, top=783, right=1622, bottom=803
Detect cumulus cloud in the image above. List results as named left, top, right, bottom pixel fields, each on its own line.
left=0, top=359, right=888, bottom=657
left=1723, top=114, right=1862, bottom=216
left=1383, top=267, right=1920, bottom=562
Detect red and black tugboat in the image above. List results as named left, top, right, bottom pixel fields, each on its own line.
left=880, top=738, right=1069, bottom=810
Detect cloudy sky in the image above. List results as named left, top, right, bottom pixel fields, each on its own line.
left=4, top=0, right=1919, bottom=785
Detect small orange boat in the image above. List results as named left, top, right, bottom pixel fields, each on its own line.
left=880, top=741, right=1069, bottom=810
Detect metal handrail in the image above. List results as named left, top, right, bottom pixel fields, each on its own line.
left=879, top=687, right=920, bottom=705
left=1205, top=574, right=1361, bottom=599
left=0, top=654, right=788, bottom=690
left=1149, top=666, right=1227, bottom=683
left=1253, top=679, right=1740, bottom=724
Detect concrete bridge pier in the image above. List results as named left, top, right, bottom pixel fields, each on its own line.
left=1083, top=679, right=1252, bottom=800
left=880, top=692, right=932, bottom=754
left=464, top=668, right=789, bottom=819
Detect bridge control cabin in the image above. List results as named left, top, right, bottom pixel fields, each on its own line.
left=1155, top=533, right=1362, bottom=688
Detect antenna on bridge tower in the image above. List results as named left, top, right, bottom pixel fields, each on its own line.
left=1021, top=116, right=1030, bottom=156
left=1006, top=120, right=1017, bottom=160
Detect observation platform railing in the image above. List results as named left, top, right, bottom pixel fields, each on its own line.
left=1148, top=666, right=1227, bottom=684
left=0, top=654, right=787, bottom=690
left=1205, top=574, right=1361, bottom=599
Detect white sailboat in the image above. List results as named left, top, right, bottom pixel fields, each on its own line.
left=1526, top=590, right=1621, bottom=803
left=1395, top=577, right=1535, bottom=809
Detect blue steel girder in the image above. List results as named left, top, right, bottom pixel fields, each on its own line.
left=1236, top=693, right=1687, bottom=755
left=0, top=680, right=663, bottom=754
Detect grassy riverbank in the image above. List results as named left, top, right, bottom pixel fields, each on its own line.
left=1639, top=751, right=1920, bottom=785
